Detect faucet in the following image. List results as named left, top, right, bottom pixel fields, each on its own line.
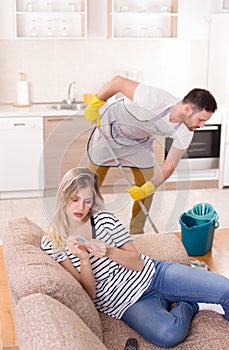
left=64, top=81, right=76, bottom=104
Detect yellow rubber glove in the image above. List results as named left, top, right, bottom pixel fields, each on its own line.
left=126, top=181, right=155, bottom=201
left=84, top=94, right=105, bottom=127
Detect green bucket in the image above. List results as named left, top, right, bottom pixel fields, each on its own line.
left=179, top=204, right=219, bottom=256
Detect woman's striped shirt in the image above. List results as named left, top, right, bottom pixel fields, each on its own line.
left=41, top=210, right=156, bottom=319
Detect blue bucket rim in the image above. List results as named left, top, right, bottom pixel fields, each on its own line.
left=179, top=212, right=218, bottom=229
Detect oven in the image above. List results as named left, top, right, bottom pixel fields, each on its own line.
left=165, top=124, right=221, bottom=172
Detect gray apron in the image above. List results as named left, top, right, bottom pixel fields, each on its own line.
left=87, top=98, right=176, bottom=168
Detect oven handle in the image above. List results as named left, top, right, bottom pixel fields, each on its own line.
left=198, top=125, right=219, bottom=131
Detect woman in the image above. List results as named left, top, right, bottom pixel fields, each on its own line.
left=41, top=167, right=228, bottom=348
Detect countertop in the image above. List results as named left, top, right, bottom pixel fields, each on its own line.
left=0, top=103, right=224, bottom=124
left=0, top=103, right=85, bottom=118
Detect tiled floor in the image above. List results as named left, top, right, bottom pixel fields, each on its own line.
left=1, top=187, right=229, bottom=243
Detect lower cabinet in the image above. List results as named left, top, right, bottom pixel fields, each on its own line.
left=44, top=116, right=135, bottom=194
left=0, top=116, right=43, bottom=199
left=44, top=116, right=90, bottom=194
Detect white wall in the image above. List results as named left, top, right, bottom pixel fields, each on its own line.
left=0, top=37, right=209, bottom=104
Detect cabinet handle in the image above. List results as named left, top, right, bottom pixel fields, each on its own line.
left=13, top=123, right=26, bottom=127
left=46, top=117, right=73, bottom=122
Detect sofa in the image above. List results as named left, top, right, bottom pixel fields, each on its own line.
left=3, top=216, right=229, bottom=350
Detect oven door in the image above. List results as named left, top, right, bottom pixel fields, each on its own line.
left=165, top=125, right=221, bottom=171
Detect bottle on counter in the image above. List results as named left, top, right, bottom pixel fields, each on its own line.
left=14, top=72, right=32, bottom=107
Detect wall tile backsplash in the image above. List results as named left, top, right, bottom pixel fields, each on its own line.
left=0, top=38, right=208, bottom=104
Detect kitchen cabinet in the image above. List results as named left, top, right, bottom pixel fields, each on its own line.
left=44, top=115, right=135, bottom=194
left=208, top=13, right=229, bottom=107
left=108, top=0, right=223, bottom=40
left=14, top=0, right=87, bottom=39
left=44, top=116, right=90, bottom=193
left=108, top=0, right=178, bottom=39
left=219, top=111, right=229, bottom=188
left=0, top=1, right=14, bottom=39
left=0, top=117, right=44, bottom=199
left=6, top=0, right=225, bottom=40
left=87, top=0, right=107, bottom=38
left=208, top=13, right=229, bottom=189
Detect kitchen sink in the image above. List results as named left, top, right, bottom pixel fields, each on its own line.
left=50, top=102, right=86, bottom=110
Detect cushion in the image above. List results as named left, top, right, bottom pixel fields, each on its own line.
left=15, top=293, right=107, bottom=350
left=134, top=233, right=190, bottom=265
left=3, top=216, right=102, bottom=340
left=100, top=311, right=229, bottom=349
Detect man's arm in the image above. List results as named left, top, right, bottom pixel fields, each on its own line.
left=127, top=146, right=186, bottom=201
left=97, top=75, right=139, bottom=101
left=84, top=76, right=139, bottom=126
left=151, top=145, right=186, bottom=188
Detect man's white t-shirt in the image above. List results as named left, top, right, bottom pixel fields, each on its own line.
left=87, top=84, right=193, bottom=168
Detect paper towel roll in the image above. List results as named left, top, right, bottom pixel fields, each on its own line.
left=17, top=81, right=29, bottom=105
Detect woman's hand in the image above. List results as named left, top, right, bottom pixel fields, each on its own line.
left=85, top=239, right=108, bottom=258
left=86, top=240, right=144, bottom=271
left=66, top=239, right=90, bottom=261
left=64, top=238, right=95, bottom=299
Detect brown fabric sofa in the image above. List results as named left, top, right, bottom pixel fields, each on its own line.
left=3, top=216, right=229, bottom=350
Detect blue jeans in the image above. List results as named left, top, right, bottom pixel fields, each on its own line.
left=121, top=260, right=229, bottom=348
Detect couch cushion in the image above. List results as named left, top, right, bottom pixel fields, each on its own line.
left=100, top=312, right=154, bottom=350
left=100, top=311, right=229, bottom=350
left=3, top=216, right=102, bottom=340
left=134, top=233, right=190, bottom=265
left=15, top=293, right=108, bottom=350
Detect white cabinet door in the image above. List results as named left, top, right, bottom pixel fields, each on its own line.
left=208, top=13, right=229, bottom=107
left=87, top=0, right=107, bottom=38
left=219, top=110, right=229, bottom=188
left=223, top=143, right=229, bottom=186
left=221, top=118, right=229, bottom=187
left=208, top=13, right=229, bottom=189
left=0, top=0, right=14, bottom=39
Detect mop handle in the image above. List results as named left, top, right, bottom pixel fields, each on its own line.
left=97, top=126, right=159, bottom=233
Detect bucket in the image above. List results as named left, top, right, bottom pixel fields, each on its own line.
left=179, top=204, right=219, bottom=256
left=187, top=203, right=218, bottom=225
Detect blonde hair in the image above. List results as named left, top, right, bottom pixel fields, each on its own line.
left=46, top=167, right=104, bottom=249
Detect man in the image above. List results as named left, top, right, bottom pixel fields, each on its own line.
left=84, top=75, right=217, bottom=234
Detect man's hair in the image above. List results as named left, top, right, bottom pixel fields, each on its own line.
left=182, top=88, right=217, bottom=113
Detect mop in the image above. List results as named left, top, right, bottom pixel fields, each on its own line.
left=96, top=126, right=159, bottom=233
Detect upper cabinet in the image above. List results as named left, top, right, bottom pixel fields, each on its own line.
left=0, top=1, right=14, bottom=39
left=108, top=0, right=224, bottom=40
left=14, top=0, right=87, bottom=39
left=108, top=0, right=178, bottom=39
left=1, top=0, right=225, bottom=40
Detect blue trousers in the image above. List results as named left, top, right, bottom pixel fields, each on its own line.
left=121, top=260, right=229, bottom=348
